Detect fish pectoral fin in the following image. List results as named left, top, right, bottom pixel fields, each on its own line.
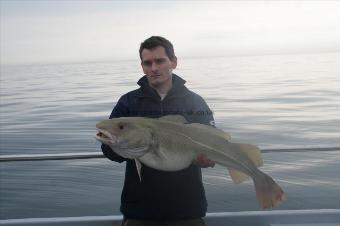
left=228, top=168, right=250, bottom=184
left=134, top=159, right=142, bottom=182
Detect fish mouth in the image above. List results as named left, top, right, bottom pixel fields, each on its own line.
left=95, top=129, right=117, bottom=143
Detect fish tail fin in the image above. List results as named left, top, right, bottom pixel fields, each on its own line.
left=253, top=171, right=286, bottom=209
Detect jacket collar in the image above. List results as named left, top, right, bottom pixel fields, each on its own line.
left=136, top=74, right=188, bottom=99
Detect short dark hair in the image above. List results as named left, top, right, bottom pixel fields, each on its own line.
left=139, top=36, right=175, bottom=60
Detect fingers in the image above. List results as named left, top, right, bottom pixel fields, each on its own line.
left=194, top=154, right=215, bottom=168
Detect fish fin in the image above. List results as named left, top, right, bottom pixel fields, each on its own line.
left=126, top=146, right=148, bottom=155
left=232, top=143, right=263, bottom=167
left=253, top=171, right=286, bottom=209
left=228, top=168, right=250, bottom=184
left=222, top=132, right=231, bottom=141
left=187, top=123, right=231, bottom=141
left=134, top=159, right=142, bottom=182
left=159, top=115, right=187, bottom=123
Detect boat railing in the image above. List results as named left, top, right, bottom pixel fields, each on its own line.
left=1, top=209, right=340, bottom=226
left=1, top=147, right=340, bottom=162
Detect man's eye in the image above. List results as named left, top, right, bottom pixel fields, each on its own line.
left=155, top=59, right=166, bottom=64
left=142, top=59, right=166, bottom=67
left=142, top=61, right=152, bottom=67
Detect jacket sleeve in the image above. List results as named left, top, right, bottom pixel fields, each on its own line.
left=188, top=93, right=215, bottom=127
left=101, top=95, right=130, bottom=163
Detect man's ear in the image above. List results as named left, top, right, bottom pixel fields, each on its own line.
left=141, top=61, right=147, bottom=74
left=171, top=56, right=177, bottom=69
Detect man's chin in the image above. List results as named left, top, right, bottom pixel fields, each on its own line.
left=148, top=76, right=162, bottom=84
left=149, top=81, right=162, bottom=88
left=147, top=74, right=172, bottom=88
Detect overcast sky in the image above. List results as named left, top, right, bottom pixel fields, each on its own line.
left=1, top=1, right=340, bottom=65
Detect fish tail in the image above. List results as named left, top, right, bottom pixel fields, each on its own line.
left=253, top=171, right=286, bottom=209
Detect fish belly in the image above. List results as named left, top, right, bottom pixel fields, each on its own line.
left=139, top=146, right=195, bottom=171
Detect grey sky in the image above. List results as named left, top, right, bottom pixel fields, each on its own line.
left=1, top=1, right=340, bottom=65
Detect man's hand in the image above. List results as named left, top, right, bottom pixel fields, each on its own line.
left=193, top=154, right=215, bottom=168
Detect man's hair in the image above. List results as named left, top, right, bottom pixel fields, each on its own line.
left=139, top=36, right=175, bottom=60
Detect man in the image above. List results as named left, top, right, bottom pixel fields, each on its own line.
left=102, top=36, right=215, bottom=226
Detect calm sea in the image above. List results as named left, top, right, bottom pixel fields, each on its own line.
left=1, top=53, right=340, bottom=219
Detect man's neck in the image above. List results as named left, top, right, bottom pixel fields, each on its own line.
left=149, top=81, right=172, bottom=97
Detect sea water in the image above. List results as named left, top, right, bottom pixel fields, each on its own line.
left=1, top=52, right=340, bottom=219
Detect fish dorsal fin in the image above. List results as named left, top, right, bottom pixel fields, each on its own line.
left=228, top=168, right=250, bottom=184
left=233, top=143, right=263, bottom=167
left=186, top=123, right=231, bottom=141
left=159, top=115, right=187, bottom=123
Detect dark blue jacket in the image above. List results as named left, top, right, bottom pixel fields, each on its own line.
left=101, top=74, right=214, bottom=220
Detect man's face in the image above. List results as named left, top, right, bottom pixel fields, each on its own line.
left=141, top=46, right=177, bottom=88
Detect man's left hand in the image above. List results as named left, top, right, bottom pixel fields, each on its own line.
left=193, top=154, right=215, bottom=168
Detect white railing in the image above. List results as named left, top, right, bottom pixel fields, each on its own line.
left=1, top=209, right=340, bottom=226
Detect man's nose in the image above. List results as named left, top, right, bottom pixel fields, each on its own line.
left=151, top=62, right=158, bottom=72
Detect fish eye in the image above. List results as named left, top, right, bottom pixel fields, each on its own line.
left=118, top=123, right=124, bottom=130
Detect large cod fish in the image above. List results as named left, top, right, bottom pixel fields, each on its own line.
left=96, top=115, right=286, bottom=209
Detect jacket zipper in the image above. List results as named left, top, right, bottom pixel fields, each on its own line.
left=160, top=99, right=164, bottom=116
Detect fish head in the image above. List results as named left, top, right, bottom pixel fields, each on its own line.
left=96, top=118, right=153, bottom=158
